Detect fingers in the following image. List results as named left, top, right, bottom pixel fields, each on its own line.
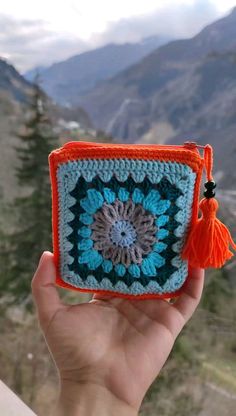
left=31, top=251, right=64, bottom=328
left=172, top=268, right=205, bottom=324
left=92, top=293, right=115, bottom=301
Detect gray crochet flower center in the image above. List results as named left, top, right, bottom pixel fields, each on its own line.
left=90, top=199, right=157, bottom=267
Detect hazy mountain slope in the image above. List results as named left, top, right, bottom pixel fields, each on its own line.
left=0, top=59, right=34, bottom=202
left=0, top=90, right=23, bottom=204
left=0, top=59, right=33, bottom=103
left=0, top=58, right=92, bottom=127
left=0, top=59, right=92, bottom=203
left=75, top=7, right=236, bottom=136
left=24, top=65, right=46, bottom=81
left=24, top=36, right=171, bottom=105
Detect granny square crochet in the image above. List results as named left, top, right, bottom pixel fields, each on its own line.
left=49, top=143, right=204, bottom=299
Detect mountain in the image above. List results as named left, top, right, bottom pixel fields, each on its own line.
left=24, top=65, right=46, bottom=82
left=24, top=36, right=172, bottom=106
left=0, top=58, right=35, bottom=203
left=0, top=58, right=92, bottom=204
left=0, top=59, right=33, bottom=103
left=0, top=58, right=92, bottom=126
left=71, top=7, right=236, bottom=186
left=75, top=7, right=236, bottom=138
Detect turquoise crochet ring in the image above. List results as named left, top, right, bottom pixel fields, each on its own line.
left=48, top=141, right=205, bottom=299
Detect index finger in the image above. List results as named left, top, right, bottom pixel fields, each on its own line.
left=31, top=251, right=64, bottom=329
left=172, top=267, right=205, bottom=324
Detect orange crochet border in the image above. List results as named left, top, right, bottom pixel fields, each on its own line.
left=48, top=141, right=205, bottom=299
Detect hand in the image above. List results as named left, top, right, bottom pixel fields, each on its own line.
left=32, top=251, right=204, bottom=416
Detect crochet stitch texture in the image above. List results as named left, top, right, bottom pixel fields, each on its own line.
left=51, top=144, right=203, bottom=297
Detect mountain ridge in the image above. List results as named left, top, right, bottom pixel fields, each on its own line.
left=24, top=35, right=172, bottom=106
left=75, top=7, right=236, bottom=134
left=67, top=8, right=236, bottom=187
left=0, top=58, right=33, bottom=103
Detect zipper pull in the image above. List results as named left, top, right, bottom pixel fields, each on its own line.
left=184, top=141, right=207, bottom=156
left=184, top=141, right=208, bottom=150
left=184, top=141, right=197, bottom=147
left=184, top=141, right=200, bottom=154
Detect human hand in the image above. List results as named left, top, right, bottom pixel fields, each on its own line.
left=32, top=251, right=204, bottom=416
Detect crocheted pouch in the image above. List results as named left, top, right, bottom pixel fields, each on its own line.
left=48, top=141, right=236, bottom=299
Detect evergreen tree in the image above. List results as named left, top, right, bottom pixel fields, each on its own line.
left=0, top=81, right=59, bottom=307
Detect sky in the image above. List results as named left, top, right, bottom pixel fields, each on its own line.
left=0, top=0, right=236, bottom=72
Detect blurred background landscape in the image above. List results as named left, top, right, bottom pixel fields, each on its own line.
left=0, top=1, right=236, bottom=415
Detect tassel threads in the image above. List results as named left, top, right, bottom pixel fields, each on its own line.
left=182, top=196, right=236, bottom=268
left=182, top=144, right=236, bottom=269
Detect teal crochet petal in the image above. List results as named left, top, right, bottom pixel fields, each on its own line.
left=79, top=213, right=93, bottom=225
left=148, top=252, right=165, bottom=268
left=78, top=238, right=93, bottom=250
left=156, top=215, right=169, bottom=227
left=118, top=187, right=129, bottom=202
left=80, top=189, right=104, bottom=214
left=153, top=199, right=171, bottom=215
left=78, top=226, right=92, bottom=238
left=142, top=190, right=161, bottom=214
left=141, top=258, right=156, bottom=276
left=157, top=228, right=169, bottom=240
left=132, top=188, right=144, bottom=204
left=128, top=264, right=141, bottom=278
left=115, top=264, right=126, bottom=277
left=102, top=259, right=113, bottom=273
left=153, top=242, right=167, bottom=253
left=79, top=249, right=103, bottom=270
left=103, top=188, right=116, bottom=204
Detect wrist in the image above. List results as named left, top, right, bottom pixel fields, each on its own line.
left=52, top=380, right=138, bottom=416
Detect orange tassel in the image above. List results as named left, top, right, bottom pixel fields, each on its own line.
left=182, top=144, right=236, bottom=269
left=182, top=197, right=236, bottom=268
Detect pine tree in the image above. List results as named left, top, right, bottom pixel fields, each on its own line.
left=0, top=81, right=59, bottom=308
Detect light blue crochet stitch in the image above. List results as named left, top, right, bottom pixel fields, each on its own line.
left=110, top=220, right=137, bottom=248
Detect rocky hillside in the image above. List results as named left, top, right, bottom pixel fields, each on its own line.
left=75, top=7, right=236, bottom=136
left=0, top=59, right=33, bottom=103
left=0, top=59, right=92, bottom=203
left=75, top=9, right=236, bottom=133
left=24, top=36, right=171, bottom=106
left=69, top=8, right=236, bottom=186
left=0, top=60, right=33, bottom=202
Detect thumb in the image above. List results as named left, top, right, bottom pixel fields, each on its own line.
left=31, top=251, right=64, bottom=329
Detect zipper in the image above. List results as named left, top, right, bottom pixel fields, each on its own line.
left=61, top=140, right=199, bottom=152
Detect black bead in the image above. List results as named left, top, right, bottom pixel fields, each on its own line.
left=204, top=189, right=215, bottom=199
left=204, top=181, right=216, bottom=199
left=204, top=181, right=216, bottom=190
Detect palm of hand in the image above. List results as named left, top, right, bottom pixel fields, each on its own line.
left=32, top=252, right=204, bottom=410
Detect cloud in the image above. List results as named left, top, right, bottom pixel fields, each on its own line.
left=90, top=0, right=221, bottom=46
left=0, top=14, right=89, bottom=72
left=0, top=1, right=225, bottom=72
